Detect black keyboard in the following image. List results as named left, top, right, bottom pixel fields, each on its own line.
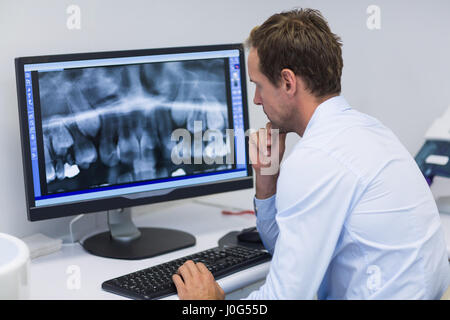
left=102, top=245, right=271, bottom=300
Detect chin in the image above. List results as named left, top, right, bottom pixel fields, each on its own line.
left=269, top=120, right=281, bottom=129
left=271, top=121, right=289, bottom=133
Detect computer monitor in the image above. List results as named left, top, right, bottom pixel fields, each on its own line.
left=15, top=43, right=252, bottom=259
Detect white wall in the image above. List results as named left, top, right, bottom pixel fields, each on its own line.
left=1, top=0, right=450, bottom=238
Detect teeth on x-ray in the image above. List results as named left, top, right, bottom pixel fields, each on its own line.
left=66, top=86, right=101, bottom=138
left=140, top=130, right=157, bottom=155
left=206, top=108, right=225, bottom=131
left=187, top=109, right=207, bottom=134
left=205, top=139, right=228, bottom=160
left=44, top=141, right=56, bottom=183
left=39, top=59, right=232, bottom=194
left=64, top=163, right=80, bottom=179
left=99, top=113, right=120, bottom=167
left=65, top=152, right=75, bottom=166
left=171, top=107, right=187, bottom=127
left=50, top=119, right=74, bottom=156
left=117, top=172, right=133, bottom=184
left=133, top=159, right=156, bottom=181
left=155, top=108, right=176, bottom=160
left=171, top=168, right=186, bottom=177
left=55, top=158, right=65, bottom=180
left=70, top=125, right=98, bottom=170
left=117, top=116, right=140, bottom=165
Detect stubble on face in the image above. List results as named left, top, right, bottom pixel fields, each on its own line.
left=248, top=48, right=287, bottom=129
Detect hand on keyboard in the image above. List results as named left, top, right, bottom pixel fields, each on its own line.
left=172, top=260, right=225, bottom=300
left=102, top=245, right=271, bottom=300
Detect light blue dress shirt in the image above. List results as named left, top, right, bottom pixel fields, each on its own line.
left=246, top=96, right=450, bottom=299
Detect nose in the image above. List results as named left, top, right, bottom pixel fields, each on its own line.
left=253, top=88, right=262, bottom=106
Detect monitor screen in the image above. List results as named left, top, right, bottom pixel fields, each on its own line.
left=15, top=44, right=252, bottom=222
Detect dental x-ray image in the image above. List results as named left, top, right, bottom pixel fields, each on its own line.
left=38, top=58, right=233, bottom=195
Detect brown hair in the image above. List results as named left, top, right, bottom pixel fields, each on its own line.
left=246, top=8, right=343, bottom=98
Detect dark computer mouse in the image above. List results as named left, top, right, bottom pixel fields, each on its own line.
left=237, top=227, right=262, bottom=244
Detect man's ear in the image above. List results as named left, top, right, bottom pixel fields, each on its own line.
left=280, top=68, right=297, bottom=96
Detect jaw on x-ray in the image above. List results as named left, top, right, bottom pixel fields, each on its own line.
left=38, top=59, right=233, bottom=194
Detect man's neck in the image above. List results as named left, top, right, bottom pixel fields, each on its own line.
left=295, top=93, right=338, bottom=136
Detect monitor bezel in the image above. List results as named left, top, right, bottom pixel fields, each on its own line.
left=15, top=43, right=253, bottom=222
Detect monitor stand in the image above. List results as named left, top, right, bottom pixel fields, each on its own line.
left=81, top=208, right=196, bottom=260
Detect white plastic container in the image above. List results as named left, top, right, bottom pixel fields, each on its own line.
left=0, top=233, right=30, bottom=299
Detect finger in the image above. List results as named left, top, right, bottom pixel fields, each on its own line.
left=181, top=260, right=200, bottom=282
left=266, top=122, right=276, bottom=150
left=172, top=273, right=185, bottom=287
left=269, top=127, right=281, bottom=149
left=172, top=274, right=186, bottom=297
left=249, top=131, right=260, bottom=166
left=258, top=127, right=268, bottom=150
left=196, top=262, right=211, bottom=274
left=265, top=122, right=272, bottom=147
left=258, top=128, right=270, bottom=159
left=178, top=261, right=193, bottom=283
left=185, top=260, right=201, bottom=274
left=249, top=128, right=271, bottom=168
left=248, top=130, right=259, bottom=147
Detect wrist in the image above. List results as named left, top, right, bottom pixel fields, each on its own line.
left=255, top=189, right=276, bottom=200
left=255, top=174, right=278, bottom=199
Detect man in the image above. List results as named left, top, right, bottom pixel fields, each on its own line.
left=172, top=8, right=450, bottom=299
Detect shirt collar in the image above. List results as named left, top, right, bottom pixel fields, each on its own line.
left=302, top=95, right=351, bottom=137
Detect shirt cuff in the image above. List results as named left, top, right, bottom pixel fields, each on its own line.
left=253, top=194, right=277, bottom=220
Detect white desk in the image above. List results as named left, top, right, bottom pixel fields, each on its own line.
left=28, top=195, right=450, bottom=300
left=29, top=200, right=270, bottom=300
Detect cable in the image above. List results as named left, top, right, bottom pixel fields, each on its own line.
left=221, top=209, right=255, bottom=215
left=69, top=213, right=85, bottom=244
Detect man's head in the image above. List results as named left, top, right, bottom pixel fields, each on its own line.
left=247, top=8, right=343, bottom=97
left=246, top=9, right=343, bottom=133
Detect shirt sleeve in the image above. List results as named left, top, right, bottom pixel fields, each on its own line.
left=254, top=195, right=278, bottom=255
left=245, top=147, right=361, bottom=299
